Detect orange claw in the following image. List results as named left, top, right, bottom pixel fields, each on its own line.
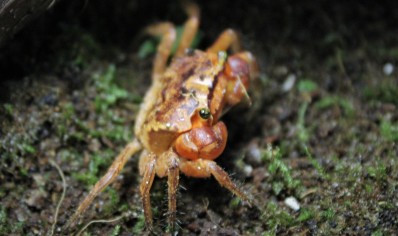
left=175, top=121, right=227, bottom=160
left=224, top=52, right=258, bottom=106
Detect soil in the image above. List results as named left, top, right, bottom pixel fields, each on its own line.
left=1, top=0, right=398, bottom=235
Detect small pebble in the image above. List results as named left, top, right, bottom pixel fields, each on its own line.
left=246, top=140, right=262, bottom=166
left=243, top=165, right=253, bottom=177
left=284, top=196, right=300, bottom=211
left=383, top=63, right=394, bottom=75
left=282, top=74, right=296, bottom=92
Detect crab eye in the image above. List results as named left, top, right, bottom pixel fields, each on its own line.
left=199, top=108, right=211, bottom=119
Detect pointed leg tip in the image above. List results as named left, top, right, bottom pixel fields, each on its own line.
left=145, top=221, right=154, bottom=232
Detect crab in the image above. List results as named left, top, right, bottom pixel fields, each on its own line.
left=65, top=2, right=258, bottom=232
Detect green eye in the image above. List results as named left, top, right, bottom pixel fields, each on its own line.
left=199, top=108, right=211, bottom=119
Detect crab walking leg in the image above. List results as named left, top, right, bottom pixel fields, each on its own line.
left=206, top=29, right=241, bottom=53
left=180, top=159, right=251, bottom=205
left=166, top=152, right=180, bottom=231
left=146, top=22, right=176, bottom=80
left=65, top=139, right=142, bottom=229
left=207, top=161, right=251, bottom=205
left=139, top=152, right=157, bottom=230
left=175, top=2, right=200, bottom=56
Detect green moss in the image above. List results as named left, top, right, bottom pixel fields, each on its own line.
left=296, top=102, right=310, bottom=144
left=94, top=64, right=128, bottom=113
left=315, top=95, right=355, bottom=117
left=262, top=204, right=315, bottom=234
left=103, top=188, right=121, bottom=214
left=297, top=80, right=318, bottom=93
left=3, top=103, right=13, bottom=115
left=261, top=201, right=295, bottom=235
left=132, top=213, right=145, bottom=234
left=229, top=196, right=242, bottom=208
left=304, top=146, right=329, bottom=180
left=380, top=119, right=398, bottom=142
left=262, top=145, right=301, bottom=193
left=20, top=143, right=36, bottom=154
left=321, top=208, right=335, bottom=220
left=110, top=224, right=121, bottom=236
left=296, top=208, right=314, bottom=222
left=118, top=203, right=130, bottom=212
left=137, top=40, right=157, bottom=59
left=371, top=229, right=383, bottom=236
left=72, top=149, right=115, bottom=186
left=55, top=102, right=75, bottom=137
left=0, top=133, right=36, bottom=160
left=53, top=64, right=133, bottom=145
left=0, top=207, right=6, bottom=231
left=363, top=80, right=398, bottom=105
left=0, top=206, right=24, bottom=234
left=367, top=162, right=387, bottom=182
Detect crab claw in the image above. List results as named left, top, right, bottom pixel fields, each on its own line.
left=224, top=52, right=258, bottom=105
left=175, top=121, right=227, bottom=160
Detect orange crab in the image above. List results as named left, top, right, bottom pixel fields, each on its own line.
left=66, top=3, right=258, bottom=232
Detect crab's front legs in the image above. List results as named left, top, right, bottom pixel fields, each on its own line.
left=179, top=158, right=251, bottom=205
left=138, top=151, right=156, bottom=230
left=166, top=151, right=180, bottom=232
left=138, top=149, right=181, bottom=232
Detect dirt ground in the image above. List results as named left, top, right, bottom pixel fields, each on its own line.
left=1, top=0, right=398, bottom=235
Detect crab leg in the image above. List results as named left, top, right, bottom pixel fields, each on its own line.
left=175, top=2, right=200, bottom=56
left=166, top=151, right=180, bottom=231
left=207, top=161, right=251, bottom=205
left=146, top=22, right=176, bottom=80
left=139, top=152, right=157, bottom=230
left=180, top=159, right=251, bottom=205
left=206, top=29, right=241, bottom=53
left=65, top=139, right=142, bottom=229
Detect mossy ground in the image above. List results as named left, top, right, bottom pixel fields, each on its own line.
left=1, top=0, right=397, bottom=235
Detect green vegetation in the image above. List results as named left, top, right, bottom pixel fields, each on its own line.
left=262, top=201, right=294, bottom=235
left=367, top=161, right=388, bottom=182
left=380, top=119, right=398, bottom=142
left=297, top=79, right=318, bottom=93
left=0, top=206, right=24, bottom=235
left=363, top=80, right=398, bottom=105
left=3, top=103, right=13, bottom=115
left=262, top=145, right=301, bottom=194
left=304, top=146, right=329, bottom=180
left=261, top=202, right=315, bottom=236
left=296, top=80, right=318, bottom=144
left=296, top=102, right=310, bottom=144
left=132, top=213, right=145, bottom=234
left=94, top=65, right=128, bottom=113
left=110, top=224, right=121, bottom=236
left=72, top=149, right=115, bottom=186
left=315, top=95, right=355, bottom=117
